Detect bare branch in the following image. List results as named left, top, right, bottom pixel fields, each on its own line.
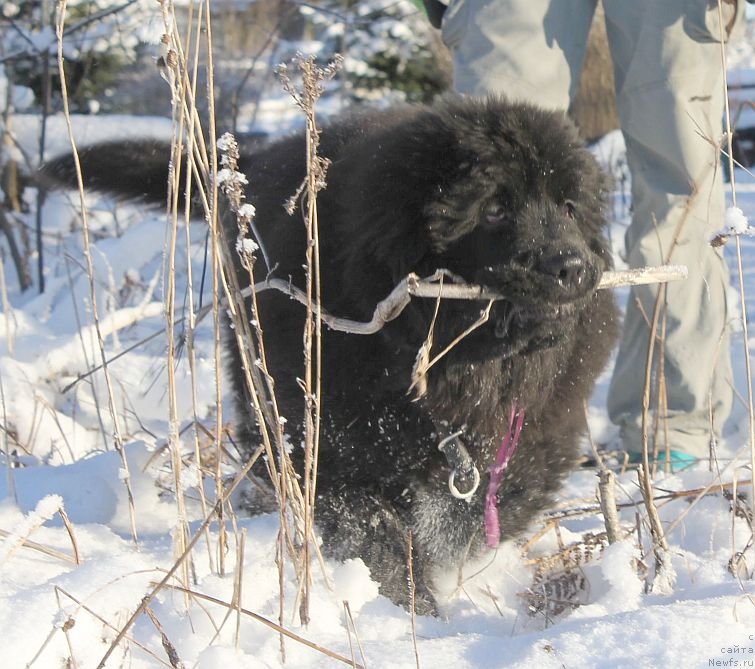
left=597, top=470, right=622, bottom=544
left=60, top=263, right=688, bottom=398
left=594, top=265, right=687, bottom=290
left=251, top=264, right=688, bottom=336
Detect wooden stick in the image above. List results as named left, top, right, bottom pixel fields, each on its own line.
left=251, top=265, right=688, bottom=336
left=62, top=263, right=689, bottom=395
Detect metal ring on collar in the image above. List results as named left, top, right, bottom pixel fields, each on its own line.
left=448, top=465, right=481, bottom=500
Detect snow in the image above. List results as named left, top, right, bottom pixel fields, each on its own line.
left=216, top=133, right=236, bottom=152
left=238, top=203, right=257, bottom=220
left=236, top=237, right=259, bottom=255
left=216, top=167, right=249, bottom=187
left=725, top=206, right=752, bottom=235
left=2, top=36, right=755, bottom=669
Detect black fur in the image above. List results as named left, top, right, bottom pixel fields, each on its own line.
left=43, top=96, right=618, bottom=614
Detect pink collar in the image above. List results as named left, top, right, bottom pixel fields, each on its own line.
left=484, top=403, right=525, bottom=548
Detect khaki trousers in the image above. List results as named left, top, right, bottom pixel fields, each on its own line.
left=442, top=0, right=743, bottom=456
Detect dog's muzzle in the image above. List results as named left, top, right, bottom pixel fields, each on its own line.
left=478, top=245, right=602, bottom=307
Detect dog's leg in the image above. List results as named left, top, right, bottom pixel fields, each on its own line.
left=316, top=488, right=439, bottom=616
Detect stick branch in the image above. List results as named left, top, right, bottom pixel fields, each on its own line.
left=62, top=263, right=688, bottom=395
left=252, top=265, right=687, bottom=336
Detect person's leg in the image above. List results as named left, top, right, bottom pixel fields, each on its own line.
left=604, top=0, right=742, bottom=459
left=441, top=0, right=598, bottom=108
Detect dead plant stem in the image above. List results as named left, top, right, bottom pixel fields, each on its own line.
left=145, top=606, right=185, bottom=669
left=203, top=0, right=229, bottom=580
left=296, top=56, right=327, bottom=626
left=54, top=0, right=138, bottom=543
left=179, top=0, right=215, bottom=574
left=407, top=531, right=421, bottom=669
left=717, top=0, right=755, bottom=518
left=164, top=56, right=191, bottom=601
left=0, top=361, right=16, bottom=506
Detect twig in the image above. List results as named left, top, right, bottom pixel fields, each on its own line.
left=277, top=54, right=341, bottom=626
left=637, top=197, right=696, bottom=587
left=594, top=265, right=688, bottom=289
left=0, top=527, right=77, bottom=564
left=235, top=529, right=247, bottom=649
left=0, top=495, right=69, bottom=564
left=412, top=299, right=494, bottom=397
left=54, top=0, right=138, bottom=543
left=343, top=601, right=369, bottom=669
left=407, top=531, right=421, bottom=669
left=0, top=209, right=32, bottom=290
left=93, top=436, right=268, bottom=668
left=585, top=393, right=623, bottom=543
left=637, top=464, right=674, bottom=592
left=49, top=586, right=174, bottom=669
left=541, top=472, right=753, bottom=523
left=663, top=443, right=749, bottom=536
left=145, top=607, right=185, bottom=669
left=54, top=587, right=79, bottom=669
left=163, top=5, right=194, bottom=596
left=59, top=263, right=691, bottom=398
left=202, top=0, right=228, bottom=580
left=34, top=14, right=52, bottom=294
left=0, top=351, right=16, bottom=506
left=250, top=264, right=687, bottom=336
left=57, top=506, right=81, bottom=565
left=717, top=0, right=755, bottom=549
left=597, top=470, right=622, bottom=544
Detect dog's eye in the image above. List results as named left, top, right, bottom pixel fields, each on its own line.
left=483, top=204, right=513, bottom=228
left=564, top=200, right=576, bottom=219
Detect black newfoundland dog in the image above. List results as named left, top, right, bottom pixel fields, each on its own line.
left=45, top=95, right=618, bottom=614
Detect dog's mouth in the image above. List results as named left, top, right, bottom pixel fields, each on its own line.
left=428, top=255, right=603, bottom=363
left=432, top=298, right=583, bottom=366
left=492, top=301, right=579, bottom=339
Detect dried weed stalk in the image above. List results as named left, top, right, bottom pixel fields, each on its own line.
left=48, top=586, right=174, bottom=669
left=406, top=531, right=421, bottom=669
left=343, top=600, right=369, bottom=669
left=716, top=0, right=755, bottom=547
left=53, top=0, right=138, bottom=544
left=276, top=53, right=342, bottom=625
left=145, top=606, right=186, bottom=669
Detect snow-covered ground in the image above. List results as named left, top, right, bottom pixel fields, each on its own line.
left=2, top=47, right=755, bottom=669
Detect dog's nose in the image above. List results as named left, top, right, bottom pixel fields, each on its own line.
left=539, top=250, right=587, bottom=291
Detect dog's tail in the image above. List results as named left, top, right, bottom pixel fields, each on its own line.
left=40, top=139, right=175, bottom=205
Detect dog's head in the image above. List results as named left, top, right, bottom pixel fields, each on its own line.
left=421, top=97, right=613, bottom=360
left=339, top=95, right=613, bottom=363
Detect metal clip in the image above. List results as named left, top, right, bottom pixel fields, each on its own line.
left=438, top=431, right=481, bottom=500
